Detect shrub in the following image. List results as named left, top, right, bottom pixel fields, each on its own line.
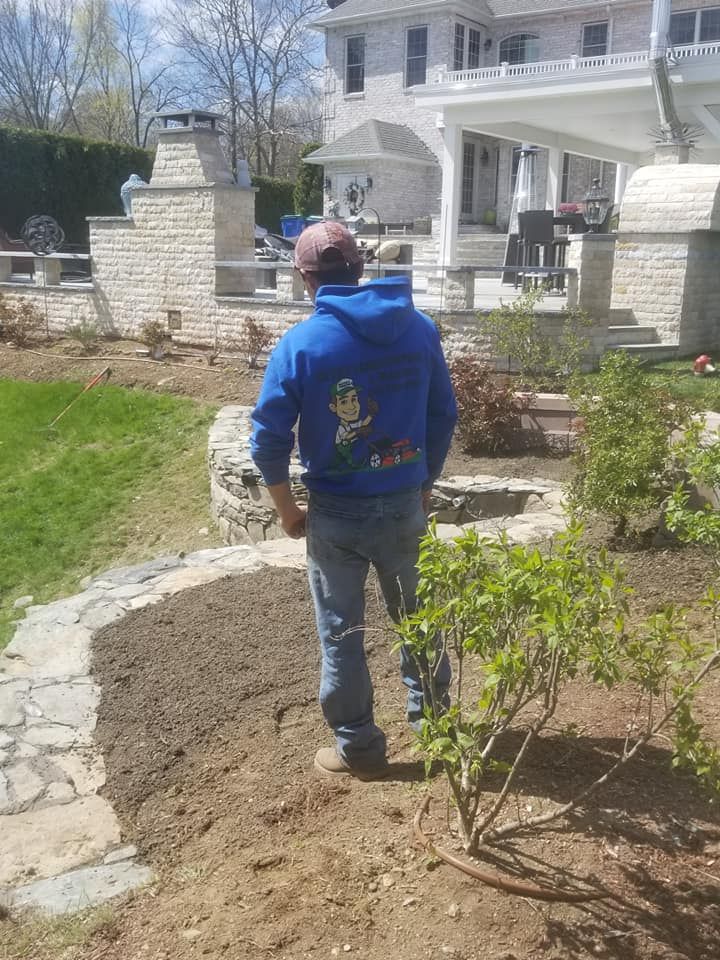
left=67, top=318, right=99, bottom=351
left=0, top=294, right=43, bottom=347
left=252, top=175, right=295, bottom=233
left=0, top=126, right=153, bottom=245
left=569, top=352, right=691, bottom=537
left=665, top=420, right=720, bottom=558
left=396, top=525, right=720, bottom=856
left=480, top=288, right=592, bottom=390
left=450, top=356, right=526, bottom=455
left=293, top=143, right=324, bottom=217
left=237, top=316, right=273, bottom=369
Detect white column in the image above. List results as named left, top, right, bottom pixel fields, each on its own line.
left=546, top=146, right=562, bottom=213
left=613, top=162, right=635, bottom=210
left=438, top=121, right=463, bottom=269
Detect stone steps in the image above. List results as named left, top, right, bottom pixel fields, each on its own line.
left=605, top=325, right=660, bottom=346
left=609, top=342, right=680, bottom=362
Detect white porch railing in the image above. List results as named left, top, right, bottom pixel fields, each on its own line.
left=437, top=41, right=720, bottom=84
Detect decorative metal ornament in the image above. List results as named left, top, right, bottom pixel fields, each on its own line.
left=21, top=215, right=65, bottom=256
left=344, top=181, right=366, bottom=216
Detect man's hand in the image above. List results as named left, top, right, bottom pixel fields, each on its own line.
left=279, top=503, right=307, bottom=539
left=267, top=481, right=307, bottom=539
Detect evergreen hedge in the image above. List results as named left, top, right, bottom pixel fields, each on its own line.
left=0, top=126, right=153, bottom=246
left=293, top=143, right=323, bottom=218
left=252, top=175, right=295, bottom=233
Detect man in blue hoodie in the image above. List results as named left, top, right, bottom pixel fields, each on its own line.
left=251, top=222, right=456, bottom=780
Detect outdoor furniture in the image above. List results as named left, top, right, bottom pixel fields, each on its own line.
left=516, top=211, right=566, bottom=291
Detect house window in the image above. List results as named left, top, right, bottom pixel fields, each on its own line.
left=670, top=8, right=720, bottom=46
left=560, top=153, right=570, bottom=203
left=670, top=11, right=697, bottom=45
left=406, top=26, right=428, bottom=86
left=499, top=34, right=540, bottom=65
left=462, top=142, right=475, bottom=216
left=453, top=23, right=465, bottom=70
left=468, top=28, right=482, bottom=68
left=700, top=8, right=720, bottom=41
left=582, top=21, right=608, bottom=58
left=345, top=35, right=365, bottom=93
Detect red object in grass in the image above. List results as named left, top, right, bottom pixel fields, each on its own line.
left=693, top=354, right=716, bottom=375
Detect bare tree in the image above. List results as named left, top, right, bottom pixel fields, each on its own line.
left=0, top=0, right=99, bottom=131
left=80, top=0, right=180, bottom=146
left=167, top=0, right=324, bottom=177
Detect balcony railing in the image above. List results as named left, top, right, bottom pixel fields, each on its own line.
left=437, top=41, right=720, bottom=85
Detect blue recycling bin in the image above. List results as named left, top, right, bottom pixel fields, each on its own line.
left=280, top=215, right=306, bottom=238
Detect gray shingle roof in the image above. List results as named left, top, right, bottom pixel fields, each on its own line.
left=304, top=119, right=437, bottom=164
left=313, top=0, right=440, bottom=28
left=313, top=0, right=605, bottom=28
left=488, top=0, right=605, bottom=15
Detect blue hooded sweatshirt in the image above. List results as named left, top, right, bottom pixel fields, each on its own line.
left=250, top=276, right=457, bottom=497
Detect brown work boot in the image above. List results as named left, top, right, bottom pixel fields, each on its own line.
left=314, top=746, right=389, bottom=782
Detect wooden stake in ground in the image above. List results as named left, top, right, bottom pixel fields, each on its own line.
left=49, top=366, right=112, bottom=427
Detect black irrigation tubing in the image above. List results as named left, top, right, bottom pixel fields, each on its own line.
left=413, top=794, right=608, bottom=904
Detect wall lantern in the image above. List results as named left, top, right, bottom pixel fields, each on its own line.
left=484, top=38, right=492, bottom=51
left=582, top=177, right=611, bottom=232
left=481, top=147, right=489, bottom=166
left=365, top=176, right=373, bottom=190
left=324, top=176, right=332, bottom=192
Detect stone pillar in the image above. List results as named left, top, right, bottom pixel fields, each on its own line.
left=438, top=121, right=462, bottom=268
left=567, top=233, right=616, bottom=319
left=546, top=147, right=562, bottom=214
left=655, top=143, right=691, bottom=165
left=611, top=163, right=720, bottom=353
left=443, top=267, right=474, bottom=310
left=276, top=268, right=305, bottom=302
left=34, top=257, right=61, bottom=286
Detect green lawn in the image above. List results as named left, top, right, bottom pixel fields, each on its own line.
left=642, top=359, right=720, bottom=411
left=581, top=359, right=720, bottom=412
left=0, top=379, right=217, bottom=648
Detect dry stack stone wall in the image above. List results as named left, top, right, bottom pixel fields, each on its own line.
left=209, top=406, right=569, bottom=546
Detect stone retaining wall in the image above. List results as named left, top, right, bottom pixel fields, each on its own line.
left=209, top=406, right=569, bottom=546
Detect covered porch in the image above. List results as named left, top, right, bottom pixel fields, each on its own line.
left=414, top=40, right=720, bottom=266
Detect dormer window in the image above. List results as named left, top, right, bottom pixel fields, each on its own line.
left=345, top=35, right=365, bottom=94
left=406, top=26, right=428, bottom=86
left=499, top=34, right=540, bottom=65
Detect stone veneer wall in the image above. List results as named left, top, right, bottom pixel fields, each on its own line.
left=324, top=157, right=441, bottom=224
left=611, top=163, right=720, bottom=351
left=0, top=123, right=261, bottom=348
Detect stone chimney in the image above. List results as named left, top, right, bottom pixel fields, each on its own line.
left=150, top=109, right=235, bottom=187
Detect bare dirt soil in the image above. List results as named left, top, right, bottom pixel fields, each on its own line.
left=0, top=339, right=264, bottom=406
left=79, top=548, right=720, bottom=960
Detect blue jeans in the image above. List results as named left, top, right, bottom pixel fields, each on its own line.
left=306, top=486, right=451, bottom=771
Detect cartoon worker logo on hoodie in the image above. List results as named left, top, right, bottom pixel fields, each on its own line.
left=329, top=378, right=421, bottom=473
left=329, top=378, right=377, bottom=469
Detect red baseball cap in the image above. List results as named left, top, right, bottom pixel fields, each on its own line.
left=294, top=221, right=363, bottom=273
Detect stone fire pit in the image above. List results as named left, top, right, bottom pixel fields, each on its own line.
left=209, top=407, right=568, bottom=546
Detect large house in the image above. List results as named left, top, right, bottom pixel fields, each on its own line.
left=305, top=0, right=720, bottom=264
